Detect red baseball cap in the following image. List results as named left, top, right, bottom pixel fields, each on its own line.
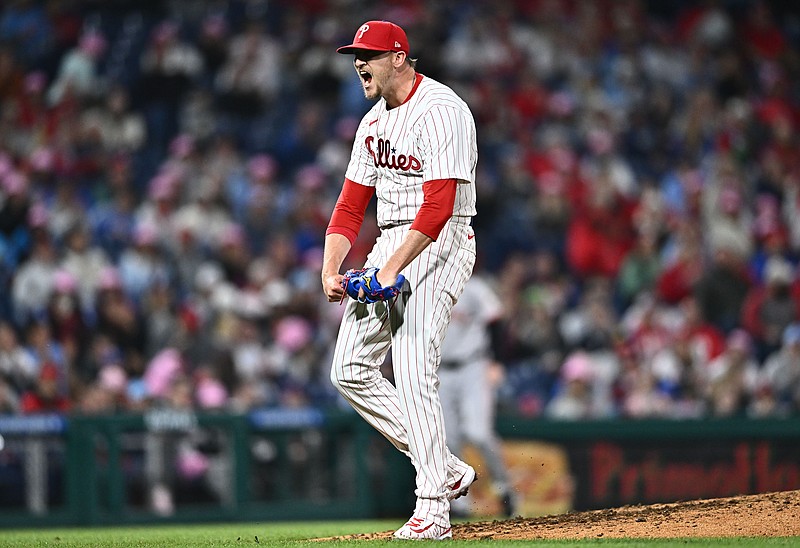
left=337, top=21, right=409, bottom=55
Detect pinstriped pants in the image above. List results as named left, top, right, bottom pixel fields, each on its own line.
left=330, top=218, right=476, bottom=503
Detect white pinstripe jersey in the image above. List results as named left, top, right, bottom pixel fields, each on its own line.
left=344, top=74, right=478, bottom=228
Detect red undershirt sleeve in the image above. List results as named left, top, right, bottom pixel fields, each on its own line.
left=326, top=178, right=375, bottom=245
left=410, top=178, right=458, bottom=241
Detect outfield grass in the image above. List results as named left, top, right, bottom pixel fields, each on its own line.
left=0, top=521, right=798, bottom=547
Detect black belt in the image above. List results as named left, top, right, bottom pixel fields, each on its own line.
left=379, top=220, right=412, bottom=230
left=380, top=217, right=471, bottom=230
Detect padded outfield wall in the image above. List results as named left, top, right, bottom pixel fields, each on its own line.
left=0, top=412, right=798, bottom=526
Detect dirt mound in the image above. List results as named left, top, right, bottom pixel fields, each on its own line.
left=332, top=490, right=800, bottom=540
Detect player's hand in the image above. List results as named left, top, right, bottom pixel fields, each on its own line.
left=376, top=269, right=400, bottom=291
left=322, top=272, right=345, bottom=302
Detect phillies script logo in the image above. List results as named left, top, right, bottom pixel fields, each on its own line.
left=365, top=137, right=421, bottom=171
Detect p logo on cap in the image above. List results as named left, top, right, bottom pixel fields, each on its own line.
left=337, top=20, right=409, bottom=55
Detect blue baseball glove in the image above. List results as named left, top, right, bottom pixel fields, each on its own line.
left=341, top=267, right=406, bottom=304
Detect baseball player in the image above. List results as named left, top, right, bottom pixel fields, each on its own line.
left=321, top=20, right=478, bottom=540
left=438, top=274, right=517, bottom=517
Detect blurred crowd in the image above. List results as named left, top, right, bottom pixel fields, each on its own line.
left=0, top=0, right=799, bottom=420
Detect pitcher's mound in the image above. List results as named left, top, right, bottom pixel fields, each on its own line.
left=332, top=490, right=800, bottom=540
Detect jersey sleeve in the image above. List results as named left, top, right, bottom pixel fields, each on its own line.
left=344, top=114, right=378, bottom=187
left=418, top=105, right=477, bottom=183
left=326, top=178, right=375, bottom=245
left=409, top=178, right=457, bottom=240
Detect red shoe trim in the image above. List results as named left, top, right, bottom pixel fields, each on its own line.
left=409, top=522, right=434, bottom=534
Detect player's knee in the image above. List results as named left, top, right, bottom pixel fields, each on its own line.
left=329, top=364, right=355, bottom=394
left=329, top=366, right=344, bottom=391
left=330, top=361, right=382, bottom=395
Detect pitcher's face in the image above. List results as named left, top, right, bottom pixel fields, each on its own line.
left=353, top=50, right=396, bottom=100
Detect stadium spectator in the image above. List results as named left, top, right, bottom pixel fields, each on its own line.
left=740, top=256, right=800, bottom=360
left=11, top=71, right=63, bottom=154
left=565, top=172, right=637, bottom=279
left=80, top=86, right=147, bottom=154
left=196, top=14, right=230, bottom=85
left=0, top=375, right=19, bottom=413
left=173, top=180, right=233, bottom=253
left=138, top=20, right=204, bottom=153
left=649, top=329, right=708, bottom=419
left=759, top=323, right=800, bottom=415
left=705, top=329, right=760, bottom=417
left=215, top=19, right=282, bottom=117
left=19, top=362, right=69, bottom=414
left=117, top=222, right=171, bottom=305
left=60, top=223, right=111, bottom=312
left=88, top=183, right=137, bottom=262
left=618, top=344, right=673, bottom=419
left=94, top=267, right=147, bottom=376
left=24, top=319, right=69, bottom=387
left=46, top=180, right=88, bottom=243
left=10, top=236, right=58, bottom=326
left=0, top=171, right=32, bottom=258
left=693, top=240, right=753, bottom=333
left=0, top=320, right=37, bottom=394
left=616, top=231, right=663, bottom=309
left=545, top=352, right=596, bottom=420
left=675, top=294, right=727, bottom=364
left=47, top=29, right=107, bottom=106
left=656, top=221, right=706, bottom=305
left=46, top=269, right=90, bottom=369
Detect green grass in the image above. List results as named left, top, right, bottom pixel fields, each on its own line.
left=0, top=521, right=798, bottom=548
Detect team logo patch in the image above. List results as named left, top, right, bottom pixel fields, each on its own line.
left=358, top=24, right=369, bottom=39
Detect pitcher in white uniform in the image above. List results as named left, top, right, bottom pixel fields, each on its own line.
left=321, top=20, right=478, bottom=540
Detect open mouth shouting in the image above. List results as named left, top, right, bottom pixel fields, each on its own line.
left=359, top=68, right=373, bottom=86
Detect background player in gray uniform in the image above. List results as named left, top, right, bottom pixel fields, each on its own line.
left=321, top=20, right=479, bottom=540
left=439, top=274, right=517, bottom=518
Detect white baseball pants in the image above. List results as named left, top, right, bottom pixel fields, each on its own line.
left=330, top=219, right=476, bottom=506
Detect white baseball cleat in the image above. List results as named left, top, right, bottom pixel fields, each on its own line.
left=447, top=465, right=477, bottom=501
left=393, top=516, right=453, bottom=540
